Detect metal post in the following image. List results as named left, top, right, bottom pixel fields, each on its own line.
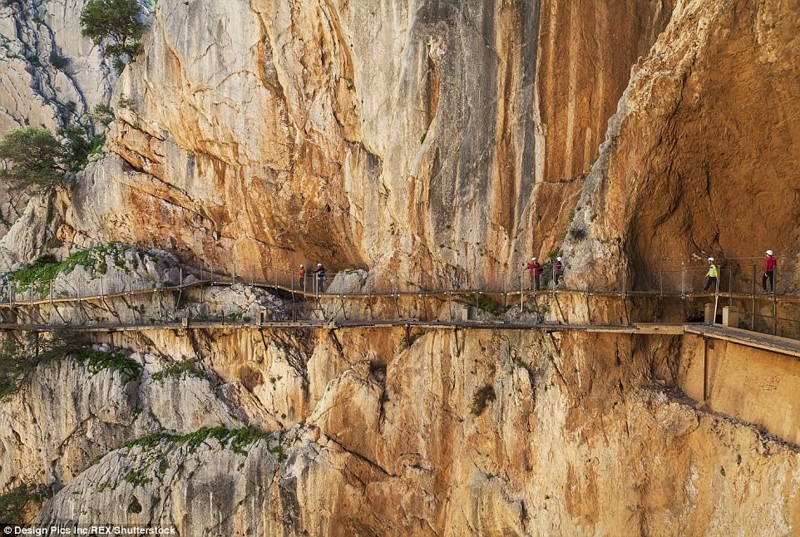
left=751, top=265, right=756, bottom=330
left=622, top=269, right=627, bottom=298
left=713, top=271, right=720, bottom=325
left=179, top=268, right=183, bottom=288
left=728, top=266, right=733, bottom=307
left=773, top=291, right=778, bottom=336
left=681, top=267, right=685, bottom=299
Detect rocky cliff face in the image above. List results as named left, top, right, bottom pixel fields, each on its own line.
left=566, top=0, right=800, bottom=292
left=11, top=327, right=800, bottom=535
left=9, top=0, right=673, bottom=290
left=2, top=0, right=800, bottom=534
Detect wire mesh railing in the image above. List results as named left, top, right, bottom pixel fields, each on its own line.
left=0, top=258, right=796, bottom=304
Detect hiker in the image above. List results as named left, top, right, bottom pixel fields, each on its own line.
left=703, top=257, right=718, bottom=291
left=763, top=250, right=777, bottom=293
left=526, top=257, right=543, bottom=290
left=298, top=264, right=306, bottom=291
left=313, top=262, right=326, bottom=293
left=552, top=257, right=564, bottom=287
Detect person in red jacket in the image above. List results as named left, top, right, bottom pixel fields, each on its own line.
left=298, top=264, right=306, bottom=291
left=525, top=257, right=543, bottom=290
left=763, top=250, right=777, bottom=293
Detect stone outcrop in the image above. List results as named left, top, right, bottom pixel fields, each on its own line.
left=18, top=327, right=800, bottom=535
left=0, top=0, right=115, bottom=240
left=565, top=0, right=800, bottom=293
left=49, top=0, right=673, bottom=292
left=0, top=344, right=242, bottom=493
left=1, top=0, right=799, bottom=534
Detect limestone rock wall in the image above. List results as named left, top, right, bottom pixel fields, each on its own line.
left=565, top=0, right=800, bottom=293
left=0, top=346, right=242, bottom=492
left=59, top=0, right=672, bottom=290
left=22, top=327, right=800, bottom=535
left=0, top=0, right=115, bottom=239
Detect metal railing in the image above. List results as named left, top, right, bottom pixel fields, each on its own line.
left=0, top=257, right=796, bottom=337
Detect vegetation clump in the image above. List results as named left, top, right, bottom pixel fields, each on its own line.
left=69, top=347, right=142, bottom=381
left=6, top=243, right=132, bottom=298
left=80, top=0, right=147, bottom=73
left=126, top=426, right=271, bottom=457
left=0, top=124, right=105, bottom=193
left=0, top=483, right=51, bottom=525
left=151, top=360, right=205, bottom=382
left=474, top=294, right=501, bottom=316
left=471, top=384, right=496, bottom=416
left=0, top=127, right=64, bottom=192
left=0, top=329, right=141, bottom=400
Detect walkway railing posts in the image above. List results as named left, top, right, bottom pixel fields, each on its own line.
left=681, top=267, right=686, bottom=299
left=585, top=284, right=591, bottom=325
left=751, top=265, right=757, bottom=330
left=713, top=273, right=720, bottom=324
left=773, top=291, right=779, bottom=336
left=728, top=267, right=733, bottom=307
left=622, top=269, right=627, bottom=299
left=232, top=249, right=237, bottom=285
left=447, top=291, right=452, bottom=320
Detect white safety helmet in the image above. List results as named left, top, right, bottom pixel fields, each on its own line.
left=556, top=257, right=562, bottom=261
left=531, top=257, right=537, bottom=261
left=766, top=250, right=773, bottom=256
left=708, top=257, right=714, bottom=262
left=317, top=262, right=322, bottom=266
left=300, top=264, right=304, bottom=268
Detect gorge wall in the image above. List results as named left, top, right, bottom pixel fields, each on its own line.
left=4, top=326, right=799, bottom=535
left=1, top=0, right=800, bottom=534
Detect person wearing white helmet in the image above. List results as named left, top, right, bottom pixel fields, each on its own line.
left=763, top=249, right=777, bottom=293
left=703, top=257, right=718, bottom=291
left=552, top=256, right=564, bottom=287
left=525, top=257, right=543, bottom=290
left=313, top=262, right=326, bottom=293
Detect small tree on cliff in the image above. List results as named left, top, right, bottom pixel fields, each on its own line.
left=0, top=124, right=103, bottom=193
left=0, top=127, right=65, bottom=192
left=80, top=0, right=146, bottom=73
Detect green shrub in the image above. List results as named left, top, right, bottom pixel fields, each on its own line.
left=0, top=483, right=51, bottom=525
left=59, top=123, right=105, bottom=173
left=80, top=0, right=146, bottom=73
left=151, top=360, right=205, bottom=381
left=471, top=384, right=496, bottom=416
left=6, top=243, right=131, bottom=298
left=0, top=127, right=65, bottom=192
left=126, top=426, right=270, bottom=457
left=89, top=103, right=114, bottom=127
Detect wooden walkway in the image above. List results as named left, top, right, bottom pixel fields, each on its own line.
left=1, top=317, right=796, bottom=357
